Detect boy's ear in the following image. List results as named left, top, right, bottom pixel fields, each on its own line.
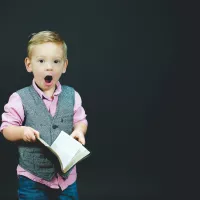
left=25, top=57, right=32, bottom=72
left=62, top=59, right=68, bottom=73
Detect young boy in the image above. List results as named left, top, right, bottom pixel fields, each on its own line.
left=0, top=31, right=87, bottom=199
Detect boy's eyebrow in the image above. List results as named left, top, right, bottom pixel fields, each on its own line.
left=35, top=55, right=45, bottom=57
left=34, top=55, right=62, bottom=58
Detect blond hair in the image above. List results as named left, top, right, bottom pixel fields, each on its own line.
left=27, top=30, right=67, bottom=58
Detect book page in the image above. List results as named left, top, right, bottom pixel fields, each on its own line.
left=50, top=131, right=82, bottom=170
left=37, top=131, right=90, bottom=173
left=63, top=144, right=90, bottom=173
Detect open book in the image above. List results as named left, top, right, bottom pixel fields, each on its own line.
left=37, top=131, right=90, bottom=173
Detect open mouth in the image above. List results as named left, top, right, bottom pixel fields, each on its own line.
left=44, top=75, right=53, bottom=83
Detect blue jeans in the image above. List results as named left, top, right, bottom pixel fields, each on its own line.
left=18, top=175, right=79, bottom=200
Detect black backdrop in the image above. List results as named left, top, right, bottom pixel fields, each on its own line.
left=0, top=0, right=190, bottom=199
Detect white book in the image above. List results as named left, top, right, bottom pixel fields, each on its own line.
left=37, top=131, right=90, bottom=173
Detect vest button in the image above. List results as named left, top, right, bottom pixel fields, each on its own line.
left=52, top=125, right=58, bottom=129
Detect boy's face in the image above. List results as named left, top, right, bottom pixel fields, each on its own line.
left=25, top=42, right=67, bottom=92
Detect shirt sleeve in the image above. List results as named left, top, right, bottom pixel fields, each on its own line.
left=73, top=91, right=88, bottom=126
left=0, top=92, right=24, bottom=132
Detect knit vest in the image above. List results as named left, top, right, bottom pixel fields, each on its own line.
left=16, top=85, right=74, bottom=181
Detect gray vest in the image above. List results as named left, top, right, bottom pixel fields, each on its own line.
left=17, top=85, right=74, bottom=181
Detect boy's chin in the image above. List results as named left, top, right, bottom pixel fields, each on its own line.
left=44, top=81, right=54, bottom=87
left=35, top=81, right=55, bottom=91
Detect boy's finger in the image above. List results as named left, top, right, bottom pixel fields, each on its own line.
left=26, top=135, right=34, bottom=142
left=32, top=135, right=36, bottom=141
left=34, top=131, right=40, bottom=138
left=70, top=131, right=76, bottom=138
left=79, top=135, right=85, bottom=145
left=31, top=128, right=40, bottom=138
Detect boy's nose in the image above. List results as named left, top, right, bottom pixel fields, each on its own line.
left=46, top=63, right=53, bottom=70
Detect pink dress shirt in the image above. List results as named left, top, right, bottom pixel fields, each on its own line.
left=0, top=80, right=88, bottom=191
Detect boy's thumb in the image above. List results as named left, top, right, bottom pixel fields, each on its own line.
left=70, top=132, right=76, bottom=138
left=32, top=129, right=40, bottom=138
left=79, top=135, right=85, bottom=145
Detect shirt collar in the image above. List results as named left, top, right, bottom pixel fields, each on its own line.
left=32, top=79, right=62, bottom=100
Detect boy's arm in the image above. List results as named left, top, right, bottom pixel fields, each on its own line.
left=71, top=122, right=87, bottom=145
left=3, top=125, right=39, bottom=142
left=2, top=125, right=24, bottom=141
left=73, top=122, right=87, bottom=135
left=71, top=91, right=88, bottom=145
left=1, top=92, right=39, bottom=142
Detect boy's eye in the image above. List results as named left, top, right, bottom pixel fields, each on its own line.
left=54, top=60, right=60, bottom=64
left=39, top=59, right=44, bottom=63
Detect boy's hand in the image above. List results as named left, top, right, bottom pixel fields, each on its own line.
left=22, top=126, right=40, bottom=142
left=71, top=130, right=85, bottom=145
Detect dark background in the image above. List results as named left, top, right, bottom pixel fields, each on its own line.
left=0, top=0, right=194, bottom=199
